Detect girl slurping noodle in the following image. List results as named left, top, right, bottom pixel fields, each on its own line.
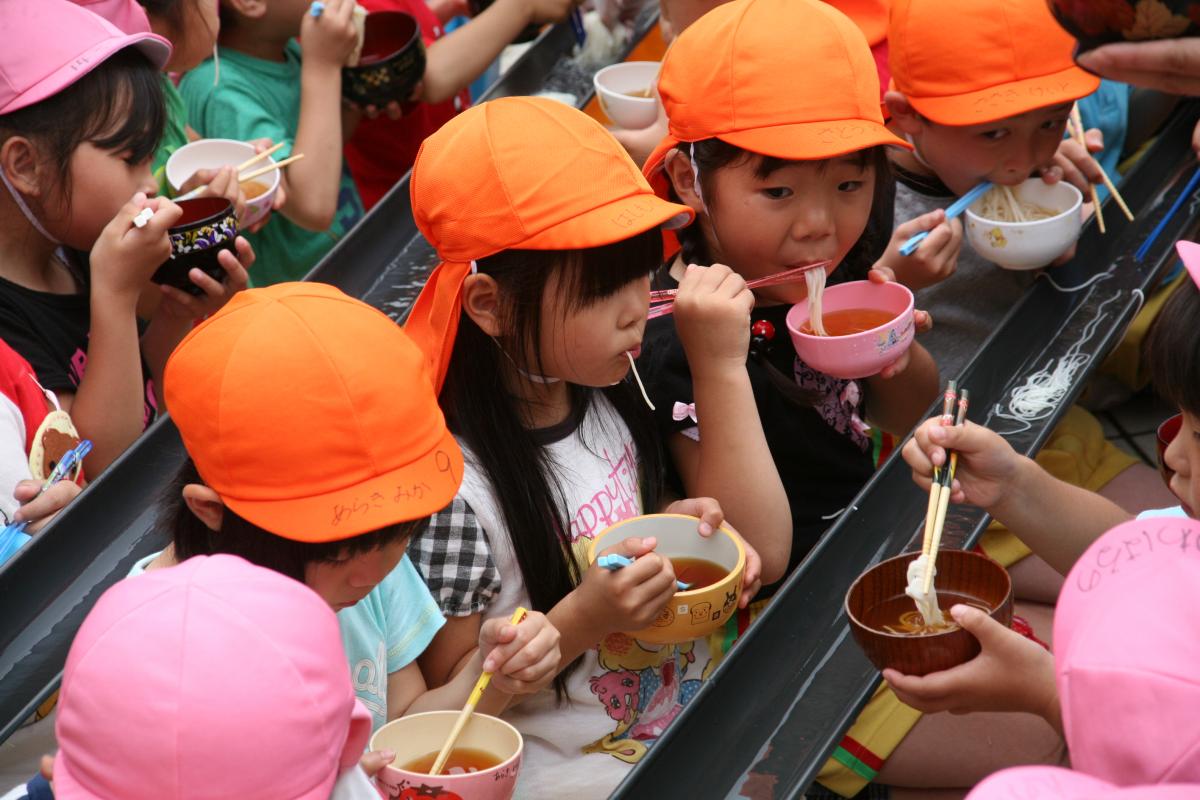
left=637, top=0, right=940, bottom=590
left=402, top=97, right=764, bottom=798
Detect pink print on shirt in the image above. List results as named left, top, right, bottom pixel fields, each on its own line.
left=568, top=439, right=639, bottom=542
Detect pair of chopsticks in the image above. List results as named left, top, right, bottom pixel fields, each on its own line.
left=1067, top=105, right=1134, bottom=236
left=898, top=181, right=993, bottom=257
left=429, top=607, right=528, bottom=776
left=175, top=142, right=303, bottom=202
left=647, top=260, right=831, bottom=320
left=598, top=553, right=692, bottom=590
left=920, top=383, right=969, bottom=594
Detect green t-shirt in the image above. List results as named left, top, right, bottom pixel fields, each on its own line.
left=179, top=42, right=364, bottom=286
left=153, top=75, right=190, bottom=197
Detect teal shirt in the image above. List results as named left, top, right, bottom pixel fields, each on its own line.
left=180, top=42, right=364, bottom=286
left=153, top=75, right=190, bottom=197
left=338, top=553, right=445, bottom=731
left=1076, top=80, right=1132, bottom=204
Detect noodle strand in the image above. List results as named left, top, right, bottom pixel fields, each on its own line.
left=805, top=269, right=828, bottom=336
left=626, top=351, right=656, bottom=411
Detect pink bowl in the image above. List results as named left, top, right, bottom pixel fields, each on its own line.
left=785, top=280, right=915, bottom=379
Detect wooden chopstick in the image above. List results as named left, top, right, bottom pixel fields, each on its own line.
left=234, top=141, right=285, bottom=173
left=236, top=153, right=304, bottom=185
left=920, top=381, right=958, bottom=559
left=1069, top=105, right=1134, bottom=222
left=1069, top=106, right=1105, bottom=234
left=429, top=607, right=528, bottom=776
left=922, top=390, right=969, bottom=594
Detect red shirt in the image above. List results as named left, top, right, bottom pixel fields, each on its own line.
left=346, top=0, right=472, bottom=209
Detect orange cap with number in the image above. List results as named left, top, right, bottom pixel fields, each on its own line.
left=888, top=0, right=1100, bottom=125
left=405, top=96, right=693, bottom=392
left=165, top=282, right=463, bottom=541
left=643, top=0, right=908, bottom=197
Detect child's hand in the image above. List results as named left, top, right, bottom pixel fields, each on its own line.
left=883, top=605, right=1058, bottom=722
left=301, top=0, right=359, bottom=69
left=671, top=263, right=754, bottom=380
left=11, top=478, right=82, bottom=534
left=576, top=537, right=677, bottom=635
left=662, top=495, right=723, bottom=536
left=520, top=0, right=577, bottom=26
left=359, top=750, right=396, bottom=778
left=478, top=611, right=561, bottom=696
left=90, top=193, right=183, bottom=303
left=878, top=209, right=963, bottom=291
left=1042, top=128, right=1105, bottom=195
left=157, top=236, right=254, bottom=321
left=866, top=267, right=931, bottom=380
left=902, top=418, right=1020, bottom=510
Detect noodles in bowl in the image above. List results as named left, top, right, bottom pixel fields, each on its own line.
left=964, top=178, right=1083, bottom=271
left=974, top=185, right=1059, bottom=223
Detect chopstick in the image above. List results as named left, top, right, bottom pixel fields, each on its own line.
left=174, top=151, right=303, bottom=202
left=919, top=380, right=957, bottom=560
left=1068, top=106, right=1105, bottom=234
left=922, top=390, right=969, bottom=594
left=235, top=141, right=285, bottom=173
left=429, top=607, right=528, bottom=776
left=1070, top=106, right=1134, bottom=225
left=898, top=181, right=993, bottom=256
left=647, top=260, right=831, bottom=320
left=597, top=553, right=692, bottom=590
left=1135, top=165, right=1200, bottom=261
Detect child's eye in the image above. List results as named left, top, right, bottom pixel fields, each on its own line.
left=979, top=129, right=1009, bottom=141
left=1042, top=118, right=1069, bottom=132
left=838, top=180, right=865, bottom=192
left=762, top=187, right=793, bottom=199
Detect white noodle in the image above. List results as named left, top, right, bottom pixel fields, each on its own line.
left=805, top=268, right=828, bottom=336
left=975, top=185, right=1059, bottom=223
left=905, top=554, right=945, bottom=628
left=626, top=351, right=655, bottom=411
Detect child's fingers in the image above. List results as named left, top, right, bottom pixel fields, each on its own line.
left=138, top=198, right=184, bottom=236
left=159, top=283, right=206, bottom=317
left=867, top=266, right=895, bottom=284
left=499, top=646, right=561, bottom=687
left=216, top=247, right=251, bottom=290
left=188, top=267, right=227, bottom=298
left=600, top=536, right=658, bottom=561
left=14, top=481, right=82, bottom=527
left=914, top=309, right=933, bottom=332
left=490, top=622, right=560, bottom=676
left=359, top=749, right=396, bottom=778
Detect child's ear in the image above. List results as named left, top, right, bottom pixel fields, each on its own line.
left=663, top=149, right=704, bottom=214
left=182, top=484, right=226, bottom=531
left=884, top=91, right=923, bottom=136
left=223, top=0, right=266, bottom=19
left=461, top=273, right=503, bottom=337
left=0, top=136, right=45, bottom=198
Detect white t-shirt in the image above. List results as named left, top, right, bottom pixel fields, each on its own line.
left=413, top=397, right=720, bottom=800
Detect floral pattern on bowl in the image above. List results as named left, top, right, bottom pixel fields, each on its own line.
left=171, top=213, right=238, bottom=255
left=1050, top=0, right=1200, bottom=53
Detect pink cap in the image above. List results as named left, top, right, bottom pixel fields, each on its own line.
left=0, top=0, right=170, bottom=115
left=1175, top=240, right=1200, bottom=292
left=54, top=555, right=371, bottom=800
left=968, top=766, right=1200, bottom=799
left=70, top=0, right=152, bottom=34
left=1054, top=517, right=1200, bottom=786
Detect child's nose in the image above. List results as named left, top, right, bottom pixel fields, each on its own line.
left=1163, top=427, right=1188, bottom=477
left=790, top=203, right=834, bottom=241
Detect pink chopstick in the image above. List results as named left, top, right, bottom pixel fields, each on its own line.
left=648, top=260, right=831, bottom=320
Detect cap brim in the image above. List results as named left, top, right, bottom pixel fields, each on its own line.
left=519, top=191, right=693, bottom=250
left=906, top=65, right=1100, bottom=126
left=223, top=424, right=465, bottom=542
left=642, top=121, right=910, bottom=199
left=0, top=32, right=172, bottom=115
left=1177, top=241, right=1200, bottom=291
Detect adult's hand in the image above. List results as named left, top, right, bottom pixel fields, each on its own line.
left=1076, top=39, right=1200, bottom=95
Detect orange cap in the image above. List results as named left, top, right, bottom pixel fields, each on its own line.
left=405, top=96, right=692, bottom=392
left=888, top=0, right=1100, bottom=126
left=164, top=282, right=463, bottom=542
left=643, top=0, right=908, bottom=194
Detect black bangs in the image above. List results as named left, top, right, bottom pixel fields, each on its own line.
left=556, top=225, right=663, bottom=311
left=0, top=47, right=165, bottom=193
left=1145, top=279, right=1200, bottom=419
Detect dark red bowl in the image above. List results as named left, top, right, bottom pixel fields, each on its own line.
left=152, top=197, right=236, bottom=296
left=342, top=11, right=426, bottom=108
left=1048, top=0, right=1200, bottom=56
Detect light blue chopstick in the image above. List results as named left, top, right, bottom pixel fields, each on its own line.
left=1134, top=166, right=1200, bottom=262
left=597, top=554, right=692, bottom=590
left=569, top=8, right=586, bottom=45
left=899, top=181, right=993, bottom=257
left=0, top=440, right=92, bottom=567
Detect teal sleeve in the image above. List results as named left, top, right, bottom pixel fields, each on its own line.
left=386, top=554, right=446, bottom=674
left=180, top=73, right=294, bottom=157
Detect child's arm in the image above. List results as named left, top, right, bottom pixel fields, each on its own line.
left=418, top=0, right=576, bottom=104
left=283, top=0, right=358, bottom=231
left=62, top=196, right=182, bottom=474
left=882, top=604, right=1062, bottom=735
left=904, top=418, right=1131, bottom=574
left=667, top=264, right=792, bottom=584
